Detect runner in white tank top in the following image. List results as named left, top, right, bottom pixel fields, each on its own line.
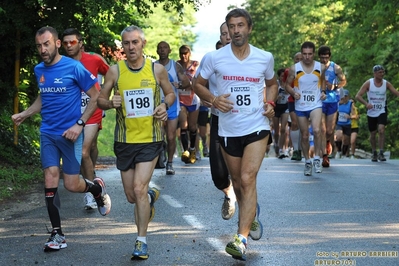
left=285, top=41, right=327, bottom=176
left=355, top=65, right=399, bottom=162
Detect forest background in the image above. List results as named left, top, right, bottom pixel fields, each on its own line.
left=0, top=0, right=398, bottom=200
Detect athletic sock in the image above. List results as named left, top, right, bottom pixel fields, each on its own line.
left=290, top=130, right=300, bottom=150
left=136, top=236, right=147, bottom=244
left=84, top=179, right=102, bottom=197
left=180, top=129, right=189, bottom=151
left=45, top=188, right=61, bottom=230
left=189, top=130, right=197, bottom=149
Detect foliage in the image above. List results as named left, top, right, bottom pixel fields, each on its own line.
left=246, top=0, right=399, bottom=156
left=0, top=0, right=201, bottom=200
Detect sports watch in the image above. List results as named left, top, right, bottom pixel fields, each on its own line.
left=76, top=119, right=85, bottom=127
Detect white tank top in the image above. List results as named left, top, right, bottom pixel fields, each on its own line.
left=294, top=61, right=323, bottom=111
left=367, top=78, right=386, bottom=117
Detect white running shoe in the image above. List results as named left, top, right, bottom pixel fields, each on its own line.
left=313, top=159, right=322, bottom=173
left=304, top=162, right=312, bottom=176
left=84, top=192, right=97, bottom=210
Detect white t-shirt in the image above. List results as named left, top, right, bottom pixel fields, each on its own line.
left=199, top=44, right=275, bottom=137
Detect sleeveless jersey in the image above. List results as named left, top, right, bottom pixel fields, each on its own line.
left=155, top=59, right=180, bottom=108
left=114, top=59, right=163, bottom=143
left=276, top=80, right=289, bottom=105
left=294, top=61, right=323, bottom=112
left=351, top=105, right=359, bottom=129
left=324, top=61, right=340, bottom=103
left=367, top=78, right=387, bottom=117
left=337, top=101, right=352, bottom=126
left=177, top=60, right=199, bottom=106
left=34, top=56, right=98, bottom=135
left=199, top=44, right=275, bottom=137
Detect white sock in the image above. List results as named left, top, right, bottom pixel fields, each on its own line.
left=136, top=236, right=147, bottom=244
left=290, top=130, right=300, bottom=150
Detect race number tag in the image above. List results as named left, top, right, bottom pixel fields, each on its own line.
left=81, top=92, right=90, bottom=114
left=229, top=86, right=258, bottom=114
left=297, top=89, right=317, bottom=107
left=123, top=88, right=154, bottom=118
left=338, top=112, right=348, bottom=123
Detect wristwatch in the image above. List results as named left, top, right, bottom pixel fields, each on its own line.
left=76, top=119, right=85, bottom=127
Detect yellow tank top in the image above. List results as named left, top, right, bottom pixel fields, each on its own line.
left=114, top=58, right=163, bottom=143
left=351, top=105, right=359, bottom=129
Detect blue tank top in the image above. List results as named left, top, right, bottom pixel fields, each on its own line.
left=324, top=61, right=338, bottom=103
left=337, top=101, right=352, bottom=126
left=34, top=56, right=98, bottom=135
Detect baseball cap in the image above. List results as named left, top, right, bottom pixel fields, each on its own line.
left=373, top=65, right=385, bottom=72
left=343, top=89, right=349, bottom=96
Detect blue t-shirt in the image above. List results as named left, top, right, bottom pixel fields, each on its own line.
left=34, top=56, right=98, bottom=135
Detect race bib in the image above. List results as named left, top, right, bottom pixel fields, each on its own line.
left=123, top=88, right=154, bottom=118
left=81, top=92, right=90, bottom=114
left=229, top=86, right=258, bottom=114
left=338, top=112, right=348, bottom=123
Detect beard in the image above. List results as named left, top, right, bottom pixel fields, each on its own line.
left=41, top=47, right=58, bottom=65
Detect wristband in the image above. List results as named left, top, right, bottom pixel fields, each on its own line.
left=266, top=101, right=276, bottom=108
left=212, top=96, right=217, bottom=105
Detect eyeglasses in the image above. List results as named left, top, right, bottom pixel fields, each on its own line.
left=62, top=40, right=79, bottom=46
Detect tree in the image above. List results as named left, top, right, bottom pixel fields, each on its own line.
left=0, top=0, right=201, bottom=165
left=246, top=0, right=399, bottom=155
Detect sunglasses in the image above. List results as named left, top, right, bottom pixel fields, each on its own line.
left=62, top=40, right=79, bottom=46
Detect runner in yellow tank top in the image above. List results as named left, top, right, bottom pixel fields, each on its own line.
left=98, top=25, right=175, bottom=260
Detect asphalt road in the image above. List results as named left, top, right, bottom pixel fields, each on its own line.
left=1, top=156, right=399, bottom=266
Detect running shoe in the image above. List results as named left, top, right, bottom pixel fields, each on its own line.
left=44, top=230, right=67, bottom=252
left=189, top=147, right=196, bottom=164
left=196, top=150, right=201, bottom=161
left=203, top=145, right=209, bottom=157
left=131, top=240, right=149, bottom=260
left=84, top=192, right=97, bottom=210
left=335, top=152, right=342, bottom=159
left=225, top=234, right=247, bottom=261
left=181, top=150, right=190, bottom=163
left=371, top=151, right=378, bottom=162
left=278, top=153, right=285, bottom=159
left=290, top=150, right=299, bottom=160
left=322, top=154, right=330, bottom=168
left=249, top=203, right=263, bottom=240
left=93, top=177, right=111, bottom=216
left=313, top=159, right=322, bottom=173
left=221, top=196, right=236, bottom=220
left=378, top=153, right=386, bottom=161
left=166, top=162, right=175, bottom=175
left=148, top=187, right=160, bottom=222
left=304, top=162, right=312, bottom=176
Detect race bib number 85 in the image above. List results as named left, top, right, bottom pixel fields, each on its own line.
left=230, top=86, right=258, bottom=114
left=124, top=88, right=154, bottom=118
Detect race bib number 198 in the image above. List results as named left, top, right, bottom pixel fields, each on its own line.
left=124, top=88, right=154, bottom=118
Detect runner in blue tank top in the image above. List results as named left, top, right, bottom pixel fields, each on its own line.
left=318, top=45, right=347, bottom=167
